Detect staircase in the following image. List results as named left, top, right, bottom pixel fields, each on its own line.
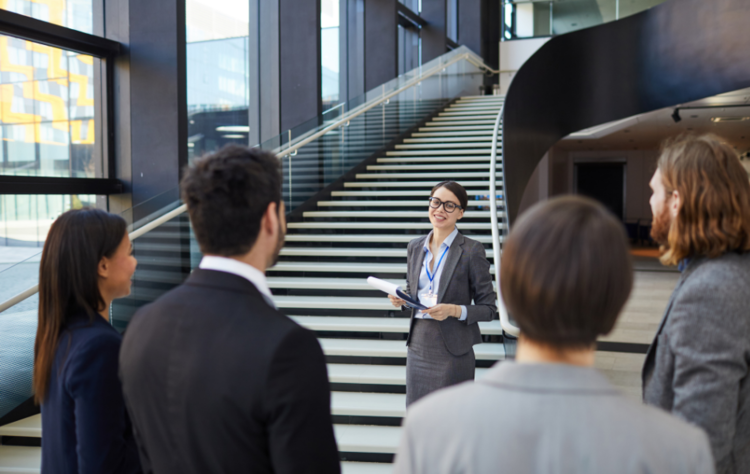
left=0, top=95, right=507, bottom=473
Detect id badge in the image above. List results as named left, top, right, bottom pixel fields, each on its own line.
left=423, top=292, right=438, bottom=308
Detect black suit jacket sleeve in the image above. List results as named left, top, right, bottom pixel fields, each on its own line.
left=264, top=326, right=341, bottom=474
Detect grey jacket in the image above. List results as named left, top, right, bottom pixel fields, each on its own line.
left=643, top=252, right=750, bottom=474
left=404, top=232, right=497, bottom=355
left=394, top=362, right=714, bottom=474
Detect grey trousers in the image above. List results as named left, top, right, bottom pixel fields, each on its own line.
left=406, top=318, right=475, bottom=407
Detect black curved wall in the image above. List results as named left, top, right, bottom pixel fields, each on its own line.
left=503, top=0, right=750, bottom=225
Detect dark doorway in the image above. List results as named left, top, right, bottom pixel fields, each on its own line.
left=575, top=162, right=626, bottom=220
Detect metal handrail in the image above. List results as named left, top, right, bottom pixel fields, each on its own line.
left=0, top=48, right=499, bottom=315
left=0, top=203, right=190, bottom=314
left=274, top=49, right=493, bottom=158
left=489, top=102, right=521, bottom=337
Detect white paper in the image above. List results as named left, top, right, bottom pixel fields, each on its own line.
left=367, top=276, right=429, bottom=310
left=367, top=276, right=401, bottom=297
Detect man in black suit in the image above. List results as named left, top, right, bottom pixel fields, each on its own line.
left=119, top=145, right=340, bottom=474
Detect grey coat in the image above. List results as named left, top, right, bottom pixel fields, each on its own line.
left=643, top=251, right=750, bottom=474
left=404, top=232, right=497, bottom=356
left=394, top=362, right=715, bottom=474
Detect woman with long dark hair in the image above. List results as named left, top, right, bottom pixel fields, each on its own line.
left=34, top=208, right=141, bottom=473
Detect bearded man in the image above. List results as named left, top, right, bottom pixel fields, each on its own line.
left=643, top=134, right=750, bottom=474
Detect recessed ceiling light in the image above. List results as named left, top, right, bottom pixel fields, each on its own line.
left=222, top=134, right=246, bottom=139
left=216, top=126, right=250, bottom=132
left=711, top=117, right=750, bottom=123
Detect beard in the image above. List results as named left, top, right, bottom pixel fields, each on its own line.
left=650, top=205, right=672, bottom=247
left=268, top=220, right=286, bottom=268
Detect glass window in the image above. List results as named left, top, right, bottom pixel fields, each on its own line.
left=398, top=24, right=420, bottom=76
left=0, top=34, right=99, bottom=178
left=446, top=0, right=457, bottom=42
left=0, top=193, right=96, bottom=248
left=186, top=0, right=250, bottom=161
left=321, top=0, right=340, bottom=112
left=1, top=0, right=93, bottom=35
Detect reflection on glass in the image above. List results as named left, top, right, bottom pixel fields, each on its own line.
left=0, top=0, right=93, bottom=34
left=186, top=0, right=250, bottom=161
left=502, top=0, right=669, bottom=39
left=0, top=35, right=98, bottom=178
left=321, top=0, right=340, bottom=112
left=0, top=194, right=96, bottom=247
left=398, top=24, right=420, bottom=76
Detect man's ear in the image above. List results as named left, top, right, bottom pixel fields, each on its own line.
left=264, top=201, right=280, bottom=235
left=670, top=190, right=681, bottom=217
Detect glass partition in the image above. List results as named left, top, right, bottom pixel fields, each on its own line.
left=502, top=0, right=669, bottom=40
left=261, top=46, right=485, bottom=212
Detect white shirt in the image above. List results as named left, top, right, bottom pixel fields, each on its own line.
left=415, top=227, right=467, bottom=320
left=198, top=256, right=275, bottom=306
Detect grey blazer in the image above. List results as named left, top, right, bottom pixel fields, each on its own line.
left=404, top=231, right=497, bottom=356
left=394, top=362, right=715, bottom=474
left=643, top=252, right=750, bottom=474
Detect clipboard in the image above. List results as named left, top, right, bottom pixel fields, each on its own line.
left=367, top=276, right=429, bottom=310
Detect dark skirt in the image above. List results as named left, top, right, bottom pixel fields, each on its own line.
left=406, top=318, right=475, bottom=406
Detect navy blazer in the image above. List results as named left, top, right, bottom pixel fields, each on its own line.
left=41, top=313, right=141, bottom=474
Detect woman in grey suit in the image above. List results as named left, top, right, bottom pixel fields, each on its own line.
left=388, top=181, right=497, bottom=406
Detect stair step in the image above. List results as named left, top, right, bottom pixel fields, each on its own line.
left=276, top=296, right=393, bottom=310
left=332, top=392, right=405, bottom=417
left=417, top=126, right=494, bottom=132
left=316, top=200, right=492, bottom=207
left=341, top=461, right=393, bottom=474
left=292, top=315, right=503, bottom=335
left=0, top=414, right=40, bottom=438
left=280, top=247, right=494, bottom=258
left=384, top=150, right=490, bottom=157
left=334, top=424, right=401, bottom=454
left=343, top=181, right=496, bottom=188
left=438, top=111, right=499, bottom=117
left=375, top=156, right=492, bottom=163
left=355, top=173, right=500, bottom=180
left=284, top=234, right=497, bottom=244
left=331, top=190, right=499, bottom=197
left=0, top=446, right=40, bottom=473
left=402, top=137, right=492, bottom=143
left=270, top=262, right=407, bottom=273
left=394, top=143, right=491, bottom=149
left=444, top=105, right=503, bottom=112
left=286, top=222, right=502, bottom=230
left=366, top=164, right=489, bottom=171
left=301, top=211, right=502, bottom=219
left=429, top=118, right=495, bottom=124
left=328, top=363, right=490, bottom=385
left=319, top=338, right=504, bottom=360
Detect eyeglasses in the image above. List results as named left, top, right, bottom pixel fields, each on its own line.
left=428, top=197, right=462, bottom=213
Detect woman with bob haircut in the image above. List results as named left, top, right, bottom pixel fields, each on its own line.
left=393, top=196, right=714, bottom=474
left=387, top=180, right=496, bottom=406
left=34, top=208, right=141, bottom=474
left=644, top=134, right=750, bottom=474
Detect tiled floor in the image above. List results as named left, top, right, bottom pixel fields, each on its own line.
left=596, top=268, right=679, bottom=401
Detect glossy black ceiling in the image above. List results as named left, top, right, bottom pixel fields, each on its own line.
left=503, top=0, right=750, bottom=224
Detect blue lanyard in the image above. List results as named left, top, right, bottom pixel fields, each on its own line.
left=425, top=246, right=450, bottom=291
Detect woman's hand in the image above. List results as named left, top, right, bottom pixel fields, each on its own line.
left=388, top=295, right=406, bottom=308
left=421, top=304, right=459, bottom=321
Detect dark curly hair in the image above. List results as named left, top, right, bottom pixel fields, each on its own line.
left=181, top=145, right=282, bottom=256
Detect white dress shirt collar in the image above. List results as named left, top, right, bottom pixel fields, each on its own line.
left=423, top=226, right=459, bottom=251
left=198, top=256, right=273, bottom=300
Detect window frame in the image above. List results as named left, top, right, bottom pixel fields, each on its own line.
left=0, top=8, right=122, bottom=195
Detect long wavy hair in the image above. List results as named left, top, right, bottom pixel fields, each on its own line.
left=33, top=208, right=127, bottom=403
left=657, top=134, right=750, bottom=266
